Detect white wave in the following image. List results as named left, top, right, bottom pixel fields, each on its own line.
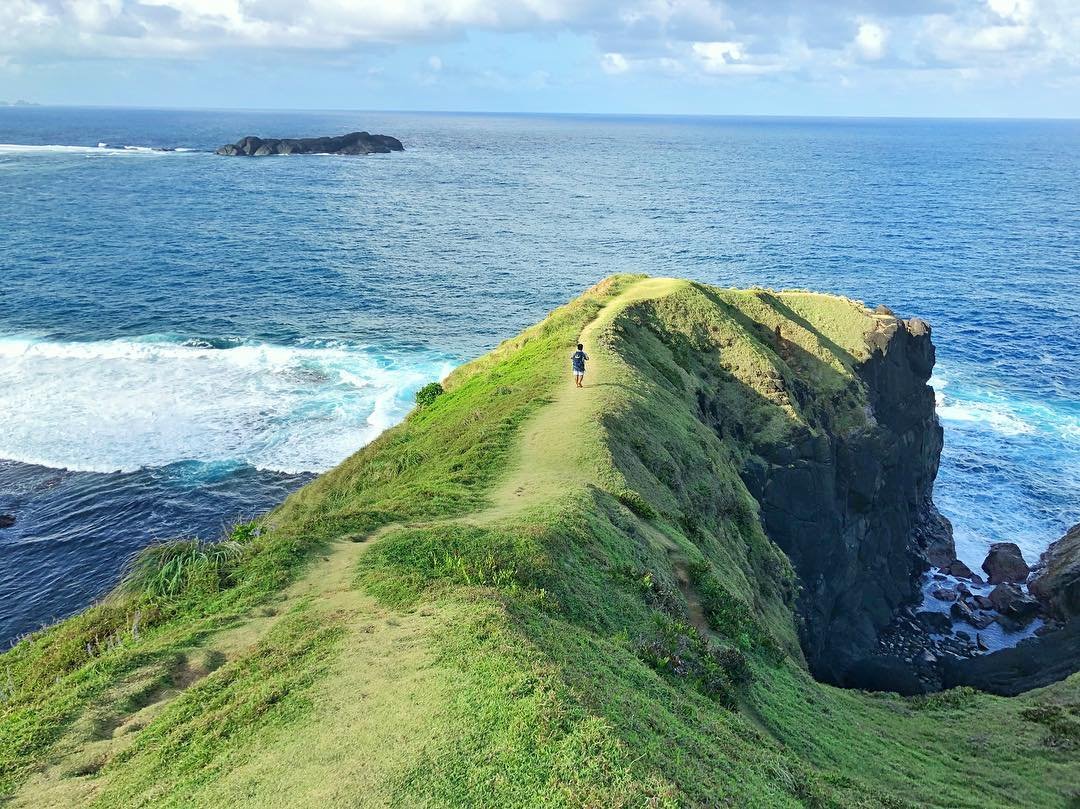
left=0, top=143, right=189, bottom=155
left=937, top=401, right=1035, bottom=436
left=0, top=335, right=453, bottom=474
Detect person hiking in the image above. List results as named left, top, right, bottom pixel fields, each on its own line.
left=571, top=343, right=589, bottom=388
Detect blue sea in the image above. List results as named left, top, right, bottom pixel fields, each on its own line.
left=1, top=108, right=1077, bottom=648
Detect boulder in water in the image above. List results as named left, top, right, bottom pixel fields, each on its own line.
left=0, top=513, right=15, bottom=529
left=987, top=583, right=1040, bottom=622
left=944, top=559, right=977, bottom=580
left=981, top=542, right=1030, bottom=585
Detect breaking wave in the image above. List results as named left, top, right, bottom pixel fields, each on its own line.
left=0, top=143, right=194, bottom=155
left=0, top=334, right=454, bottom=474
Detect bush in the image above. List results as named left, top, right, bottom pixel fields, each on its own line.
left=415, top=382, right=445, bottom=408
left=710, top=642, right=752, bottom=686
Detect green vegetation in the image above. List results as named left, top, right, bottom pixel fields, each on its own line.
left=414, top=381, right=445, bottom=408
left=2, top=275, right=1076, bottom=807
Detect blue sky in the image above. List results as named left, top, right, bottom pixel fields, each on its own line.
left=2, top=0, right=1078, bottom=117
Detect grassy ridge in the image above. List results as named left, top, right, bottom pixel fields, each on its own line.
left=2, top=276, right=1077, bottom=807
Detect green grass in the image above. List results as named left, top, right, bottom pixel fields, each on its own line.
left=89, top=604, right=346, bottom=808
left=2, top=275, right=1077, bottom=807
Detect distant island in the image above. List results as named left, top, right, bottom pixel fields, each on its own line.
left=215, top=131, right=404, bottom=156
left=0, top=100, right=40, bottom=107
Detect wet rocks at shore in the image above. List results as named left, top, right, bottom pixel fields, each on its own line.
left=915, top=524, right=1080, bottom=696
left=982, top=542, right=1031, bottom=584
left=863, top=544, right=1050, bottom=692
left=215, top=131, right=404, bottom=157
left=987, top=583, right=1040, bottom=622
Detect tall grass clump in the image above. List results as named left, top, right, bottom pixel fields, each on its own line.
left=118, top=538, right=245, bottom=602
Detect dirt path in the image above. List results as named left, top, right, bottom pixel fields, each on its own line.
left=481, top=277, right=684, bottom=522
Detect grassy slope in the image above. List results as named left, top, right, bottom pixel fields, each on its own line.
left=2, top=276, right=1077, bottom=807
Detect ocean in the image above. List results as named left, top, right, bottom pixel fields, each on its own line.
left=1, top=107, right=1077, bottom=647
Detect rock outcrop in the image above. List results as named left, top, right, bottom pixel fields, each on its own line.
left=982, top=542, right=1030, bottom=584
left=1029, top=523, right=1080, bottom=621
left=215, top=132, right=404, bottom=157
left=737, top=313, right=952, bottom=686
left=986, top=583, right=1040, bottom=622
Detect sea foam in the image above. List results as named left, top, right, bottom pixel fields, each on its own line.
left=0, top=335, right=453, bottom=474
left=0, top=143, right=190, bottom=155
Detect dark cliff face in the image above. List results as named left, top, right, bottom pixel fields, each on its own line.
left=738, top=316, right=952, bottom=685
left=215, top=132, right=404, bottom=157
left=1029, top=523, right=1080, bottom=622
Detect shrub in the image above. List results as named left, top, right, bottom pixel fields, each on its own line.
left=415, top=382, right=445, bottom=408
left=616, top=489, right=657, bottom=520
left=710, top=642, right=752, bottom=687
left=912, top=686, right=979, bottom=712
left=632, top=618, right=750, bottom=708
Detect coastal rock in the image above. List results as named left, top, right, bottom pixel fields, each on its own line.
left=915, top=505, right=956, bottom=568
left=943, top=559, right=976, bottom=580
left=981, top=542, right=1030, bottom=584
left=950, top=600, right=975, bottom=624
left=842, top=656, right=928, bottom=696
left=915, top=611, right=952, bottom=634
left=987, top=583, right=1040, bottom=622
left=1028, top=522, right=1080, bottom=621
left=215, top=132, right=404, bottom=157
left=734, top=315, right=949, bottom=685
left=930, top=586, right=958, bottom=602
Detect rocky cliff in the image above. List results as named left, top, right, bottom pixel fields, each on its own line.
left=720, top=311, right=953, bottom=685
left=215, top=131, right=404, bottom=156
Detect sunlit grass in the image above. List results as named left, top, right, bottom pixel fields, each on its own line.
left=2, top=275, right=1076, bottom=808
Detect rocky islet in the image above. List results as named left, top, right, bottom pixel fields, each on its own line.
left=215, top=131, right=404, bottom=156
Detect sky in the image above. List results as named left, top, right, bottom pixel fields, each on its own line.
left=1, top=0, right=1078, bottom=117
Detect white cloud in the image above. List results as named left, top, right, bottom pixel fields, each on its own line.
left=692, top=40, right=742, bottom=71
left=691, top=41, right=784, bottom=75
left=0, top=0, right=1077, bottom=91
left=600, top=51, right=630, bottom=74
left=920, top=12, right=1034, bottom=61
left=987, top=0, right=1034, bottom=24
left=854, top=21, right=887, bottom=61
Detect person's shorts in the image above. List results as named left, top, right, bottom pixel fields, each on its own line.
left=573, top=368, right=585, bottom=376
